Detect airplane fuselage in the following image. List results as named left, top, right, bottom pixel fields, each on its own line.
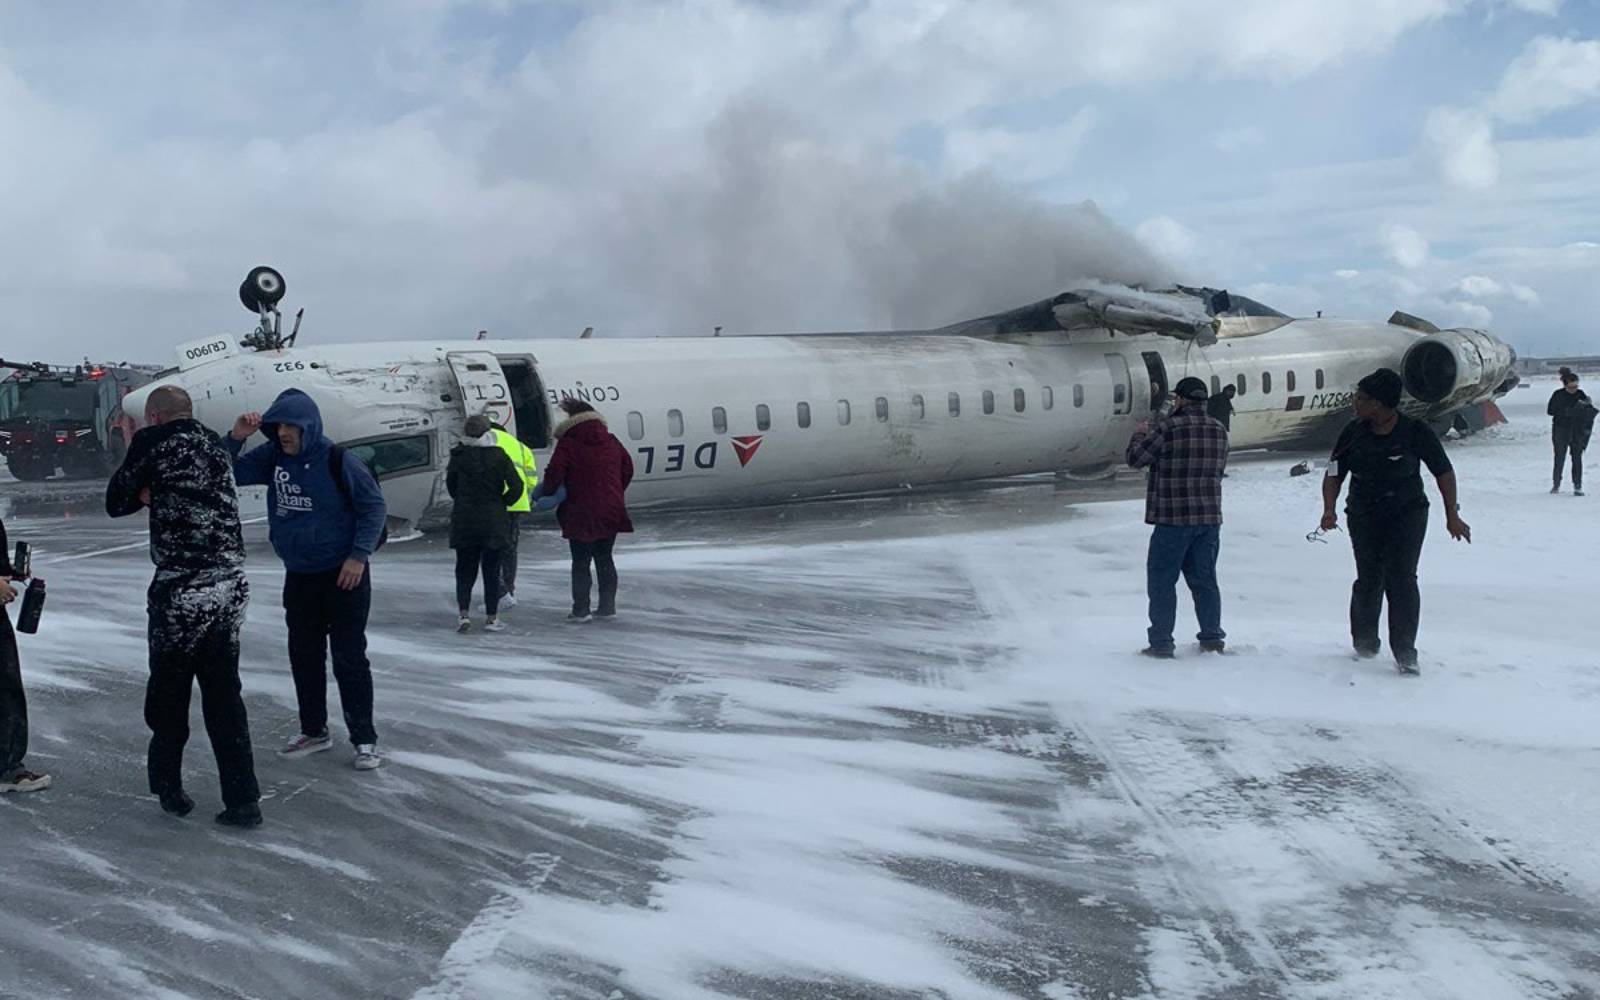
left=131, top=318, right=1506, bottom=530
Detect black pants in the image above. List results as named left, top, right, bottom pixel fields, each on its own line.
left=146, top=608, right=259, bottom=809
left=1553, top=426, right=1587, bottom=488
left=1348, top=504, right=1428, bottom=661
left=455, top=546, right=504, bottom=617
left=1, top=609, right=27, bottom=776
left=570, top=537, right=618, bottom=616
left=501, top=514, right=525, bottom=595
left=284, top=567, right=377, bottom=746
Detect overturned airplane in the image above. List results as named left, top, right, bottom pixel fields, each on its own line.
left=125, top=269, right=1518, bottom=532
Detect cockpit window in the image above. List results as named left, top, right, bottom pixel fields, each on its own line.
left=343, top=434, right=432, bottom=479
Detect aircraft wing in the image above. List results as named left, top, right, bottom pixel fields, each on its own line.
left=937, top=287, right=1224, bottom=346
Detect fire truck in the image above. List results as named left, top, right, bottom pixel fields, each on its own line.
left=0, top=360, right=157, bottom=481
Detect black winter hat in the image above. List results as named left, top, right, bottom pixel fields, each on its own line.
left=1173, top=376, right=1209, bottom=402
left=1357, top=368, right=1403, bottom=408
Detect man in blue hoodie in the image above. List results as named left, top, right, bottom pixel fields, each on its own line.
left=226, top=390, right=387, bottom=770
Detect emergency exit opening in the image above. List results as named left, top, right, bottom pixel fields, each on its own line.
left=1141, top=351, right=1169, bottom=412
left=498, top=357, right=552, bottom=449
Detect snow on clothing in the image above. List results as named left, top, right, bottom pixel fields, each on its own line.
left=225, top=389, right=387, bottom=574
left=539, top=412, right=635, bottom=542
left=0, top=517, right=30, bottom=778
left=106, top=420, right=260, bottom=809
left=1125, top=409, right=1229, bottom=526
left=446, top=431, right=524, bottom=551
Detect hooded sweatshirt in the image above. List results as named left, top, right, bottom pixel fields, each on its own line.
left=225, top=389, right=387, bottom=574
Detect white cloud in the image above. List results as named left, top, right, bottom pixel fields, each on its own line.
left=1456, top=275, right=1504, bottom=297
left=941, top=108, right=1098, bottom=183
left=1334, top=269, right=1362, bottom=279
left=1420, top=106, right=1499, bottom=189
left=1486, top=36, right=1600, bottom=123
left=1135, top=215, right=1200, bottom=265
left=1446, top=300, right=1495, bottom=327
left=1509, top=282, right=1541, bottom=305
left=1500, top=0, right=1564, bottom=13
left=1382, top=224, right=1431, bottom=269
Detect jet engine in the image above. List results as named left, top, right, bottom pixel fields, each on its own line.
left=1400, top=327, right=1517, bottom=410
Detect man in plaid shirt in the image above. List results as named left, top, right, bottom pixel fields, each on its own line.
left=1125, top=376, right=1229, bottom=658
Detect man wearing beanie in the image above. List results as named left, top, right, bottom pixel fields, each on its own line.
left=1320, top=368, right=1471, bottom=675
left=1125, top=375, right=1229, bottom=658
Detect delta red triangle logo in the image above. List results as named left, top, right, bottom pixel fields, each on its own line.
left=731, top=435, right=764, bottom=467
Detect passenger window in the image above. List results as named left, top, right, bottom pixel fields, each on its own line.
left=1316, top=369, right=1325, bottom=390
left=344, top=435, right=432, bottom=479
left=911, top=394, right=925, bottom=419
left=712, top=407, right=727, bottom=435
left=627, top=411, right=644, bottom=440
left=797, top=401, right=811, bottom=429
left=1113, top=384, right=1126, bottom=406
left=1210, top=375, right=1221, bottom=396
left=1262, top=372, right=1272, bottom=394
left=948, top=392, right=961, bottom=417
left=1014, top=388, right=1025, bottom=413
left=1286, top=371, right=1296, bottom=392
left=982, top=390, right=995, bottom=415
left=875, top=397, right=888, bottom=422
left=668, top=409, right=684, bottom=438
left=1236, top=374, right=1247, bottom=397
left=837, top=400, right=851, bottom=425
left=756, top=404, right=771, bottom=431
left=1042, top=386, right=1054, bottom=410
left=1073, top=384, right=1085, bottom=408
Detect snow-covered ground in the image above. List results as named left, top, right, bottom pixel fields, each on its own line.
left=1, top=379, right=1595, bottom=1000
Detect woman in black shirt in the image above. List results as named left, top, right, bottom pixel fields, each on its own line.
left=1319, top=369, right=1471, bottom=674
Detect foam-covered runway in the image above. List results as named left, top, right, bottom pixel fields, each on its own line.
left=2, top=382, right=1596, bottom=1000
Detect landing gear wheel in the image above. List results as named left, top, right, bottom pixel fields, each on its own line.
left=239, top=266, right=286, bottom=313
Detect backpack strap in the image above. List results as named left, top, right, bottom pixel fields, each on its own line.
left=328, top=444, right=353, bottom=509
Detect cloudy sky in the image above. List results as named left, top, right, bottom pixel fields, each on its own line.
left=1, top=0, right=1597, bottom=362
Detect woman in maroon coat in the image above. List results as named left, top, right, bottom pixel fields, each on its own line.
left=539, top=400, right=634, bottom=621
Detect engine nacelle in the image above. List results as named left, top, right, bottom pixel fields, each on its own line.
left=1400, top=328, right=1516, bottom=409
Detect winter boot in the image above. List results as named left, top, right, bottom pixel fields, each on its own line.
left=215, top=803, right=263, bottom=828
left=159, top=788, right=195, bottom=816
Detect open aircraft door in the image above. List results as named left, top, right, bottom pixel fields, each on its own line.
left=445, top=351, right=517, bottom=437
left=1105, top=354, right=1134, bottom=416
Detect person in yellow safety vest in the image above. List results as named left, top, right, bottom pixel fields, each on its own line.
left=491, top=423, right=539, bottom=609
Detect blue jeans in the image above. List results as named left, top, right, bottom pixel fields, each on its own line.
left=1146, top=524, right=1224, bottom=651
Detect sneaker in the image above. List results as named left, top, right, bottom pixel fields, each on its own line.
left=215, top=803, right=263, bottom=828
left=353, top=744, right=382, bottom=771
left=497, top=593, right=517, bottom=610
left=1140, top=646, right=1176, bottom=660
left=1395, top=652, right=1421, bottom=676
left=1198, top=639, right=1226, bottom=654
left=277, top=731, right=333, bottom=758
left=1353, top=644, right=1381, bottom=660
left=0, top=768, right=52, bottom=794
left=1551, top=484, right=1561, bottom=494
left=567, top=612, right=592, bottom=623
left=483, top=619, right=506, bottom=633
left=593, top=609, right=617, bottom=622
left=456, top=616, right=472, bottom=633
left=159, top=788, right=194, bottom=816
left=1577, top=488, right=1586, bottom=497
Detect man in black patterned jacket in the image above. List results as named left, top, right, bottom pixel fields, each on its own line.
left=107, top=386, right=262, bottom=827
left=1125, top=376, right=1230, bottom=659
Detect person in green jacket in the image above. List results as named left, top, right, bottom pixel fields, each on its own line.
left=492, top=422, right=539, bottom=609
